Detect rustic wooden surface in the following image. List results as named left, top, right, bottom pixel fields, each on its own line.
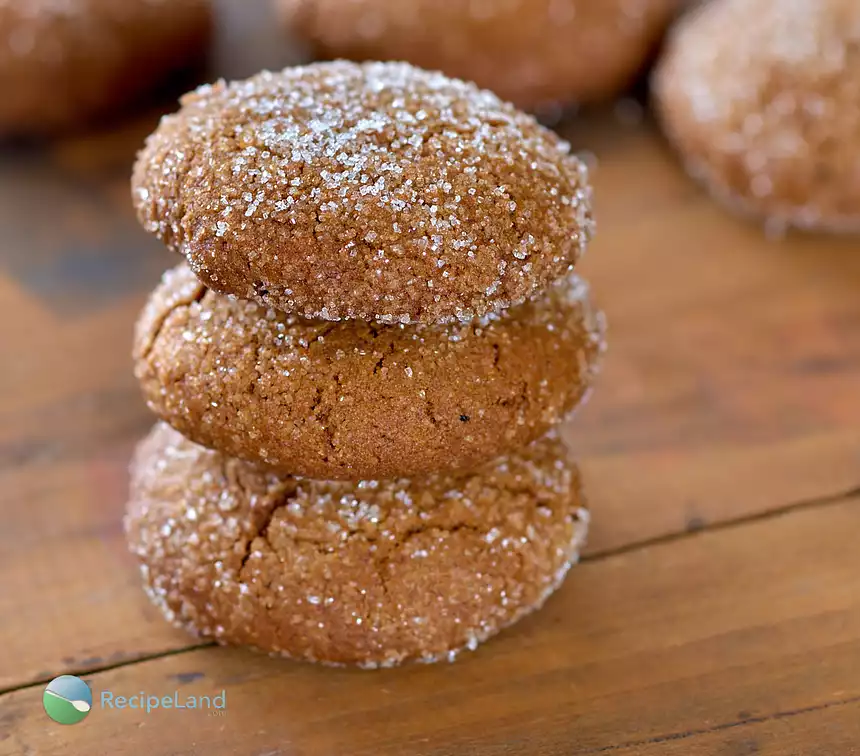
left=1, top=1, right=859, bottom=754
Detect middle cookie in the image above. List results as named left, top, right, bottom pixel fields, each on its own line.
left=135, top=264, right=605, bottom=480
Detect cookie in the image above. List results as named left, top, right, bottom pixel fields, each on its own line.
left=653, top=0, right=860, bottom=234
left=125, top=422, right=589, bottom=667
left=0, top=0, right=212, bottom=136
left=134, top=263, right=605, bottom=481
left=278, top=0, right=679, bottom=111
left=132, top=60, right=594, bottom=325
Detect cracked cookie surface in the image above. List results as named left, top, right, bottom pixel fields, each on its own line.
left=132, top=60, right=594, bottom=324
left=0, top=0, right=211, bottom=135
left=133, top=263, right=606, bottom=480
left=125, top=422, right=589, bottom=666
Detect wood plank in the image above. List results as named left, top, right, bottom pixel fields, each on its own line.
left=0, top=453, right=199, bottom=692
left=2, top=427, right=855, bottom=694
left=3, top=496, right=859, bottom=755
left=2, top=112, right=860, bottom=691
left=577, top=429, right=860, bottom=552
left=617, top=704, right=860, bottom=755
left=569, top=120, right=860, bottom=458
left=2, top=428, right=856, bottom=692
left=2, top=0, right=860, bottom=725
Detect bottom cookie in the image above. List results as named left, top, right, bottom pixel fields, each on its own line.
left=125, top=424, right=589, bottom=667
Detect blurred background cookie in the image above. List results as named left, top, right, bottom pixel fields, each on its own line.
left=0, top=0, right=212, bottom=136
left=126, top=423, right=590, bottom=667
left=134, top=264, right=605, bottom=481
left=653, top=0, right=860, bottom=234
left=277, top=0, right=681, bottom=110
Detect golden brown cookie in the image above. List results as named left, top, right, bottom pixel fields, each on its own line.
left=0, top=0, right=212, bottom=136
left=653, top=0, right=860, bottom=234
left=132, top=61, right=594, bottom=324
left=133, top=263, right=605, bottom=481
left=278, top=0, right=680, bottom=111
left=125, top=422, right=589, bottom=667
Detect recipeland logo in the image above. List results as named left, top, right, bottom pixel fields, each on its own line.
left=43, top=676, right=92, bottom=725
left=43, top=675, right=227, bottom=724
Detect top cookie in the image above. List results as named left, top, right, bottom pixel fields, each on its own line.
left=132, top=61, right=594, bottom=324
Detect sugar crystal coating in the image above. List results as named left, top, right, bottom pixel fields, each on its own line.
left=653, top=0, right=860, bottom=233
left=132, top=60, right=595, bottom=324
left=134, top=263, right=607, bottom=481
left=125, top=423, right=589, bottom=667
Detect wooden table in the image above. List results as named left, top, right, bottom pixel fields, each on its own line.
left=2, top=2, right=860, bottom=754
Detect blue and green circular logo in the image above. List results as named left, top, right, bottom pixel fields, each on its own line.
left=43, top=675, right=92, bottom=725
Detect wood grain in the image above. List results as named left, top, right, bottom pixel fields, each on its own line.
left=2, top=109, right=858, bottom=691
left=624, top=705, right=860, bottom=756
left=3, top=495, right=859, bottom=755
left=1, top=0, right=860, bottom=753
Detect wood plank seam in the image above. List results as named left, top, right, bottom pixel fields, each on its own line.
left=585, top=481, right=860, bottom=562
left=0, top=643, right=214, bottom=697
left=576, top=694, right=860, bottom=754
left=2, top=481, right=858, bottom=699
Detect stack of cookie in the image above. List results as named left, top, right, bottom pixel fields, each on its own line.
left=125, top=61, right=606, bottom=667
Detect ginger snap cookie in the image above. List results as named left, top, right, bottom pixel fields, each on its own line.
left=134, top=263, right=606, bottom=481
left=126, top=422, right=590, bottom=667
left=0, top=0, right=211, bottom=135
left=653, top=0, right=860, bottom=234
left=278, top=0, right=680, bottom=111
left=132, top=61, right=594, bottom=324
